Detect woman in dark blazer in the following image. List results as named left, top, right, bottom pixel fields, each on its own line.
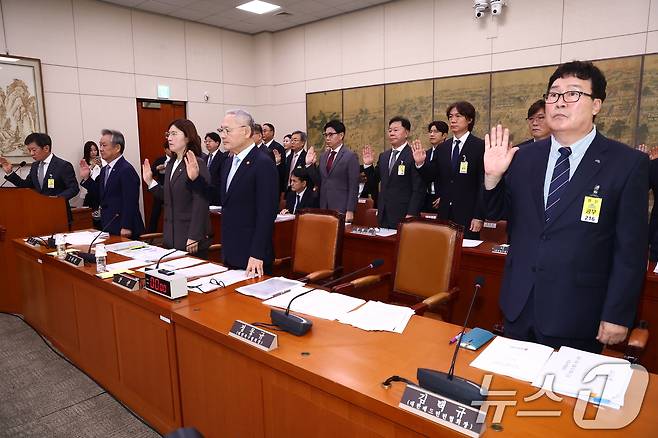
left=142, top=119, right=210, bottom=255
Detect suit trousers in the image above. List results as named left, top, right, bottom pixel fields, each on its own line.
left=504, top=288, right=603, bottom=354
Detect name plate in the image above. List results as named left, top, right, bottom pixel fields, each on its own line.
left=228, top=320, right=278, bottom=351
left=26, top=237, right=41, bottom=246
left=491, top=244, right=509, bottom=255
left=399, top=384, right=484, bottom=437
left=113, top=273, right=140, bottom=291
left=64, top=252, right=84, bottom=267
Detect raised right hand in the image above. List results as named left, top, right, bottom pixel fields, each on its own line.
left=484, top=124, right=517, bottom=189
left=79, top=159, right=91, bottom=180
left=305, top=147, right=317, bottom=166
left=142, top=159, right=153, bottom=185
left=273, top=148, right=282, bottom=165
left=362, top=145, right=374, bottom=166
left=0, top=157, right=12, bottom=174
left=411, top=139, right=426, bottom=166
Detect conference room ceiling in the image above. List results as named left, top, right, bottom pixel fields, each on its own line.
left=103, top=0, right=393, bottom=34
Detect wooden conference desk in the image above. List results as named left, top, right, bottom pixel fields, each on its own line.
left=13, top=236, right=658, bottom=437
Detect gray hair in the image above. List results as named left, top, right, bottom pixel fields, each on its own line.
left=291, top=130, right=307, bottom=143
left=225, top=109, right=255, bottom=136
left=101, top=129, right=125, bottom=153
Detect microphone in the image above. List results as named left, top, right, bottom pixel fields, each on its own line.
left=1, top=161, right=27, bottom=188
left=322, top=258, right=384, bottom=288
left=153, top=235, right=214, bottom=270
left=78, top=214, right=120, bottom=263
left=417, top=276, right=487, bottom=406
left=270, top=287, right=318, bottom=336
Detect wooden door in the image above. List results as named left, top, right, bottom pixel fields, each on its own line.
left=136, top=100, right=186, bottom=232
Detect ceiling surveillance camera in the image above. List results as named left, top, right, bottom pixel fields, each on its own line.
left=490, top=0, right=504, bottom=15
left=473, top=0, right=489, bottom=19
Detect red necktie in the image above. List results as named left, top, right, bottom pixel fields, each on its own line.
left=326, top=150, right=336, bottom=172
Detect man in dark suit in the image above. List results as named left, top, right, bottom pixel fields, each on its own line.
left=263, top=123, right=287, bottom=193
left=358, top=165, right=378, bottom=205
left=411, top=102, right=485, bottom=239
left=517, top=99, right=551, bottom=147
left=283, top=130, right=308, bottom=193
left=1, top=132, right=79, bottom=223
left=484, top=60, right=648, bottom=353
left=305, top=120, right=359, bottom=222
left=280, top=168, right=319, bottom=214
left=80, top=129, right=144, bottom=238
left=253, top=123, right=275, bottom=162
left=362, top=116, right=424, bottom=229
left=189, top=110, right=278, bottom=277
left=203, top=132, right=227, bottom=206
left=414, top=120, right=448, bottom=213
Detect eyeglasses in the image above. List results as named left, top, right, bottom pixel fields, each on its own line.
left=527, top=115, right=546, bottom=122
left=543, top=90, right=594, bottom=104
left=164, top=131, right=184, bottom=138
left=217, top=126, right=247, bottom=135
left=323, top=132, right=338, bottom=138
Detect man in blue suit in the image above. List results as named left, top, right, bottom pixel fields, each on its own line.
left=484, top=61, right=648, bottom=353
left=80, top=129, right=144, bottom=238
left=188, top=110, right=278, bottom=276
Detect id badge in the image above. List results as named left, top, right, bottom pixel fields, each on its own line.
left=581, top=195, right=602, bottom=223
left=459, top=160, right=468, bottom=174
left=47, top=178, right=55, bottom=189
left=398, top=163, right=405, bottom=176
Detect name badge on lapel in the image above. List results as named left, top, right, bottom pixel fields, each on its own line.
left=459, top=157, right=468, bottom=174
left=398, top=163, right=405, bottom=176
left=47, top=176, right=55, bottom=189
left=581, top=185, right=602, bottom=223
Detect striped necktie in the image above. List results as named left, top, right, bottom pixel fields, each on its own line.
left=545, top=146, right=572, bottom=222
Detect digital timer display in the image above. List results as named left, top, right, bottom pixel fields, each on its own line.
left=144, top=273, right=171, bottom=297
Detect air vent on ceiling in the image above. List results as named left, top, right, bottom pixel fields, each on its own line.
left=275, top=11, right=292, bottom=16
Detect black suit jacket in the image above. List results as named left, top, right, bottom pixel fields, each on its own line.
left=363, top=144, right=424, bottom=228
left=5, top=154, right=79, bottom=222
left=358, top=164, right=378, bottom=206
left=150, top=156, right=210, bottom=251
left=81, top=156, right=144, bottom=238
left=151, top=155, right=168, bottom=186
left=284, top=149, right=308, bottom=191
left=484, top=133, right=648, bottom=339
left=219, top=146, right=279, bottom=269
left=268, top=140, right=287, bottom=192
left=284, top=187, right=319, bottom=213
left=649, top=158, right=658, bottom=261
left=417, top=134, right=485, bottom=230
left=516, top=138, right=535, bottom=148
left=206, top=150, right=228, bottom=206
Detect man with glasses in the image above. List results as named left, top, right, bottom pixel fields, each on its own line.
left=305, top=120, right=359, bottom=222
left=517, top=99, right=551, bottom=147
left=483, top=60, right=648, bottom=353
left=187, top=110, right=278, bottom=277
left=80, top=129, right=144, bottom=238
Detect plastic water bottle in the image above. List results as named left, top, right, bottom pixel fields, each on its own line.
left=95, top=243, right=107, bottom=274
left=55, top=234, right=66, bottom=259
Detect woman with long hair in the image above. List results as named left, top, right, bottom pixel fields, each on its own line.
left=81, top=141, right=102, bottom=228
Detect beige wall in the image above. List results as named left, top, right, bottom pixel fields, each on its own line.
left=1, top=0, right=657, bottom=207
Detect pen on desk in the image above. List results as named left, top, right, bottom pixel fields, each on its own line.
left=449, top=331, right=464, bottom=344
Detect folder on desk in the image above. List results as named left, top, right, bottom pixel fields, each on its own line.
left=459, top=327, right=494, bottom=350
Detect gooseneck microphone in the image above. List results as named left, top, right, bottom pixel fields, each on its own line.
left=322, top=258, right=384, bottom=288
left=0, top=161, right=27, bottom=188
left=417, top=276, right=487, bottom=406
left=269, top=287, right=318, bottom=336
left=78, top=214, right=120, bottom=263
left=153, top=235, right=214, bottom=269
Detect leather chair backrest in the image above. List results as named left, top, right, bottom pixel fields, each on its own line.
left=292, top=212, right=342, bottom=274
left=394, top=221, right=457, bottom=299
left=480, top=220, right=508, bottom=244
left=353, top=198, right=374, bottom=225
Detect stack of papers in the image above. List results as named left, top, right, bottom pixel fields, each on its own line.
left=470, top=336, right=555, bottom=382
left=64, top=231, right=108, bottom=246
left=263, top=288, right=366, bottom=321
left=109, top=244, right=187, bottom=263
left=337, top=301, right=414, bottom=333
left=175, top=263, right=227, bottom=279
left=105, top=241, right=144, bottom=252
left=275, top=213, right=295, bottom=222
left=531, top=347, right=633, bottom=409
left=375, top=228, right=397, bottom=237
left=462, top=239, right=483, bottom=248
left=138, top=257, right=205, bottom=272
left=209, top=205, right=222, bottom=212
left=236, top=277, right=304, bottom=300
left=188, top=270, right=248, bottom=293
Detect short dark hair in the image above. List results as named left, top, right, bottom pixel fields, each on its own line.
left=263, top=123, right=275, bottom=132
left=83, top=141, right=98, bottom=164
left=389, top=116, right=411, bottom=131
left=446, top=101, right=476, bottom=131
left=24, top=132, right=52, bottom=150
left=253, top=124, right=263, bottom=135
left=205, top=132, right=221, bottom=144
left=101, top=129, right=125, bottom=154
left=284, top=133, right=292, bottom=140
left=291, top=130, right=307, bottom=143
left=291, top=167, right=310, bottom=184
left=427, top=120, right=449, bottom=134
left=169, top=119, right=202, bottom=157
left=547, top=60, right=607, bottom=102
left=527, top=99, right=546, bottom=118
left=324, top=119, right=346, bottom=134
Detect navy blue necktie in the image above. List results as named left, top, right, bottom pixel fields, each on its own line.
left=545, top=146, right=572, bottom=222
left=451, top=140, right=461, bottom=173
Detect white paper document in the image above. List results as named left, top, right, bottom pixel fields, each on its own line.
left=469, top=336, right=554, bottom=382
left=263, top=288, right=366, bottom=321
left=175, top=263, right=228, bottom=279
left=375, top=228, right=397, bottom=237
left=104, top=259, right=149, bottom=272
left=531, top=347, right=632, bottom=409
left=275, top=213, right=296, bottom=222
left=187, top=269, right=248, bottom=293
left=236, top=277, right=304, bottom=300
left=462, top=239, right=483, bottom=248
left=111, top=245, right=187, bottom=263
left=209, top=205, right=222, bottom=212
left=138, top=257, right=205, bottom=272
left=337, top=301, right=414, bottom=333
left=105, top=241, right=144, bottom=252
left=64, top=231, right=109, bottom=246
